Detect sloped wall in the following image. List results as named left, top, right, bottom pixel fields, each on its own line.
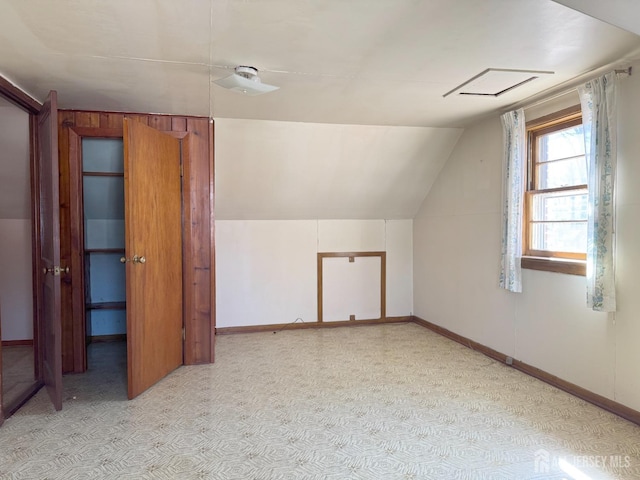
left=413, top=65, right=640, bottom=412
left=214, top=119, right=462, bottom=220
left=214, top=118, right=456, bottom=330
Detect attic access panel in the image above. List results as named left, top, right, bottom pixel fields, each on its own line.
left=444, top=68, right=554, bottom=98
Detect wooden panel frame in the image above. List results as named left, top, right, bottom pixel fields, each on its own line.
left=37, top=91, right=63, bottom=410
left=0, top=77, right=43, bottom=423
left=208, top=119, right=215, bottom=363
left=67, top=126, right=123, bottom=372
left=0, top=76, right=41, bottom=114
left=59, top=110, right=214, bottom=373
left=0, top=307, right=2, bottom=426
left=317, top=251, right=386, bottom=323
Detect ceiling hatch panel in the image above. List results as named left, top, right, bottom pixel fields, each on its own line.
left=444, top=68, right=555, bottom=97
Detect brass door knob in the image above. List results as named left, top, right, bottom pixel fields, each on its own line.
left=42, top=266, right=69, bottom=275
left=133, top=255, right=146, bottom=264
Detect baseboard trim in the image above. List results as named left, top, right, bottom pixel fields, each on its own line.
left=4, top=381, right=43, bottom=418
left=1, top=339, right=34, bottom=347
left=511, top=360, right=640, bottom=425
left=88, top=334, right=126, bottom=343
left=411, top=316, right=507, bottom=363
left=216, top=316, right=412, bottom=335
left=412, top=315, right=640, bottom=426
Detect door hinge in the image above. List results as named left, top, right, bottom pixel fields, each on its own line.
left=180, top=163, right=184, bottom=177
left=182, top=327, right=186, bottom=341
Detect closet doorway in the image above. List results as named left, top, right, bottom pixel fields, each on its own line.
left=81, top=137, right=126, bottom=346
left=70, top=119, right=184, bottom=399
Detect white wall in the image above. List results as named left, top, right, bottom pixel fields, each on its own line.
left=216, top=219, right=413, bottom=328
left=0, top=220, right=33, bottom=340
left=413, top=65, right=640, bottom=411
left=216, top=220, right=318, bottom=328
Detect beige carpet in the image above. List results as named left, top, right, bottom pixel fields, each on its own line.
left=0, top=323, right=639, bottom=479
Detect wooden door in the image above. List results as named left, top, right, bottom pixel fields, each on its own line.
left=0, top=308, right=3, bottom=426
left=123, top=119, right=183, bottom=399
left=38, top=91, right=63, bottom=410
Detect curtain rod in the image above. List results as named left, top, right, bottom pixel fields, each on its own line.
left=504, top=66, right=632, bottom=113
left=615, top=67, right=633, bottom=76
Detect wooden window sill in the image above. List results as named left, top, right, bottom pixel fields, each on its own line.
left=521, top=256, right=586, bottom=276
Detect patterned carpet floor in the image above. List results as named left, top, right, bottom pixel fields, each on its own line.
left=1, top=323, right=639, bottom=479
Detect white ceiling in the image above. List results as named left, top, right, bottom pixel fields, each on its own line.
left=1, top=1, right=640, bottom=220
left=553, top=0, right=640, bottom=37
left=1, top=0, right=639, bottom=128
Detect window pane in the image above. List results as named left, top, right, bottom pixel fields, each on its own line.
left=530, top=221, right=587, bottom=253
left=537, top=156, right=587, bottom=189
left=538, top=124, right=584, bottom=162
left=531, top=189, right=587, bottom=222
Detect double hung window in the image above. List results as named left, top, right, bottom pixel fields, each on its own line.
left=523, top=106, right=586, bottom=275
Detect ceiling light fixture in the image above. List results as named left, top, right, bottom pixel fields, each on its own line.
left=213, top=66, right=279, bottom=96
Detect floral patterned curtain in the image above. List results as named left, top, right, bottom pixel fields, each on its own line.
left=578, top=72, right=618, bottom=312
left=499, top=109, right=525, bottom=293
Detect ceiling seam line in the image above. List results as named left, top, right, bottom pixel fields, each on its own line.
left=50, top=53, right=210, bottom=67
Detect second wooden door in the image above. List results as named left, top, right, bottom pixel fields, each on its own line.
left=123, top=119, right=183, bottom=399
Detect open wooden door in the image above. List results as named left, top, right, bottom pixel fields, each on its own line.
left=123, top=119, right=183, bottom=399
left=0, top=310, right=3, bottom=426
left=38, top=91, right=63, bottom=410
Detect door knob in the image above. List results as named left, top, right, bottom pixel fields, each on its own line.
left=42, top=266, right=69, bottom=275
left=120, top=257, right=130, bottom=263
left=133, top=255, right=146, bottom=264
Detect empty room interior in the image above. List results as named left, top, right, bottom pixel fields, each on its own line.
left=1, top=0, right=640, bottom=478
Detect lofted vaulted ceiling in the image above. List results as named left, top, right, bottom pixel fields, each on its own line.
left=1, top=1, right=639, bottom=220
left=0, top=0, right=639, bottom=128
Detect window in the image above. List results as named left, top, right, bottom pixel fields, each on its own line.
left=522, top=105, right=587, bottom=275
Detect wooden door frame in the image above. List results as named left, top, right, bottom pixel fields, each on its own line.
left=60, top=111, right=214, bottom=371
left=0, top=77, right=45, bottom=419
left=67, top=125, right=189, bottom=373
left=68, top=127, right=123, bottom=372
left=317, top=251, right=387, bottom=323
